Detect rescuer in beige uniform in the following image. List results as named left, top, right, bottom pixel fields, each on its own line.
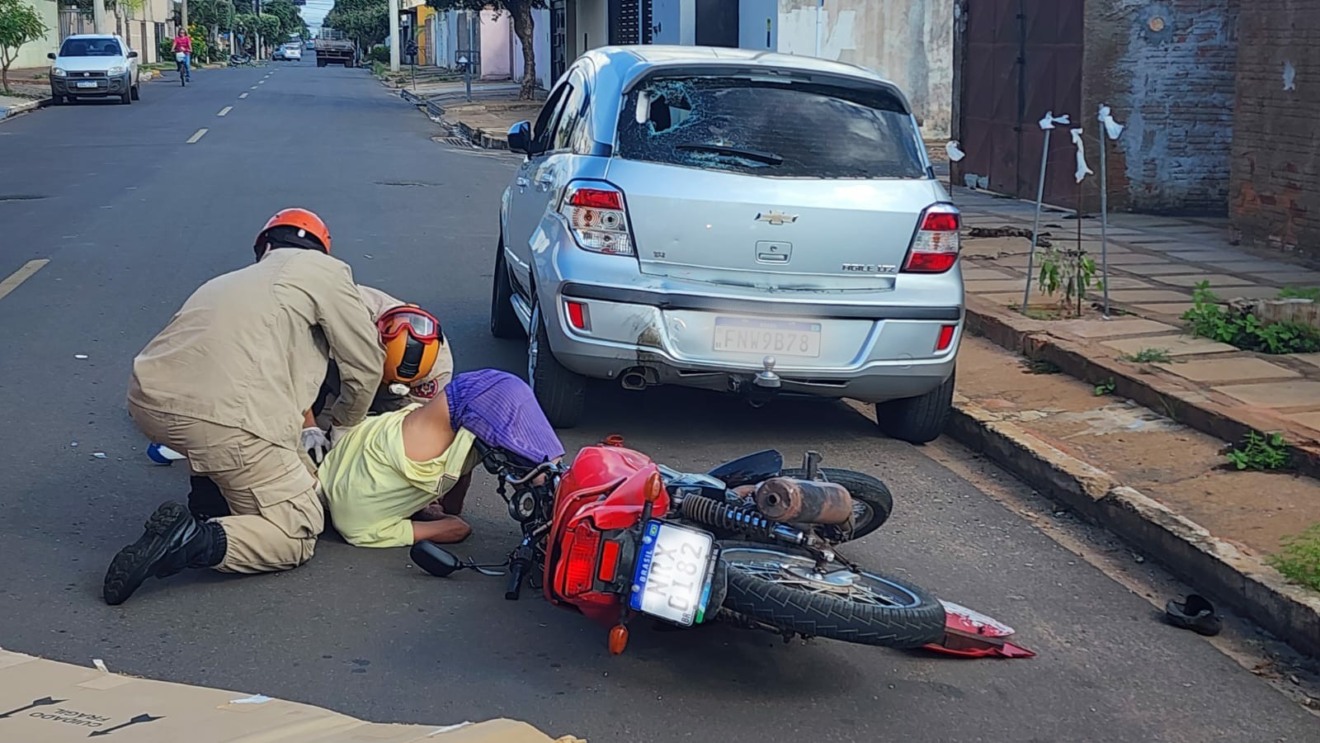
left=103, top=208, right=385, bottom=606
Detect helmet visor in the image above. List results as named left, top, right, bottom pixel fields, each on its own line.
left=379, top=307, right=440, bottom=343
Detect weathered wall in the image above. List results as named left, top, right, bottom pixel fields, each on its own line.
left=1230, top=1, right=1320, bottom=259
left=480, top=8, right=512, bottom=80
left=776, top=0, right=954, bottom=139
left=1083, top=0, right=1240, bottom=214
left=12, top=0, right=60, bottom=70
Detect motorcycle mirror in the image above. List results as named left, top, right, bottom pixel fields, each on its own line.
left=410, top=542, right=462, bottom=577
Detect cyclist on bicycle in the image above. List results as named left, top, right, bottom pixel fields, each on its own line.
left=172, top=27, right=192, bottom=83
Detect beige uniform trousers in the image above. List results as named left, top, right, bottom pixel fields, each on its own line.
left=130, top=404, right=325, bottom=574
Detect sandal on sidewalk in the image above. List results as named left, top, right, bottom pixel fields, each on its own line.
left=1165, top=594, right=1222, bottom=637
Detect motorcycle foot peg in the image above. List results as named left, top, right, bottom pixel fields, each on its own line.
left=608, top=624, right=629, bottom=656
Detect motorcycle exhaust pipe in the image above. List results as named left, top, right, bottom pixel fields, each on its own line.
left=754, top=478, right=854, bottom=525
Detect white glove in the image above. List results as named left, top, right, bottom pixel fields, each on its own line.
left=302, top=426, right=331, bottom=465
left=328, top=423, right=356, bottom=449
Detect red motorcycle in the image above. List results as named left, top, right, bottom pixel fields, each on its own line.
left=411, top=437, right=961, bottom=655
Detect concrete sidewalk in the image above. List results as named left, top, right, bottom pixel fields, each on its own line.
left=398, top=81, right=545, bottom=149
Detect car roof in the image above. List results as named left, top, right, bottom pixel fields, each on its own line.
left=581, top=45, right=901, bottom=89
left=64, top=34, right=121, bottom=41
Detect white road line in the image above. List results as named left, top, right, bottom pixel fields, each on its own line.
left=186, top=128, right=208, bottom=144
left=239, top=92, right=249, bottom=99
left=217, top=106, right=232, bottom=117
left=257, top=80, right=266, bottom=85
left=249, top=85, right=258, bottom=90
left=0, top=259, right=50, bottom=302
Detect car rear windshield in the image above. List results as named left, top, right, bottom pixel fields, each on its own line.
left=60, top=38, right=123, bottom=57
left=616, top=76, right=927, bottom=179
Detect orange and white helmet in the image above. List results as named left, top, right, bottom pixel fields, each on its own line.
left=253, top=207, right=331, bottom=260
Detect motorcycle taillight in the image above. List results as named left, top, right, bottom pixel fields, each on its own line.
left=564, top=522, right=602, bottom=596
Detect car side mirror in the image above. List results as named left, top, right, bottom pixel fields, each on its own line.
left=128, top=50, right=139, bottom=58
left=507, top=120, right=533, bottom=155
left=47, top=52, right=56, bottom=60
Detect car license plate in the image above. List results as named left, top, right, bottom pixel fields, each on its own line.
left=629, top=521, right=718, bottom=627
left=713, top=317, right=822, bottom=358
left=76, top=81, right=98, bottom=89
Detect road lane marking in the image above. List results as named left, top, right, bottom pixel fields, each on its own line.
left=217, top=106, right=233, bottom=117
left=187, top=128, right=208, bottom=144
left=0, top=259, right=50, bottom=302
left=257, top=80, right=265, bottom=85
left=239, top=92, right=249, bottom=98
left=249, top=85, right=258, bottom=90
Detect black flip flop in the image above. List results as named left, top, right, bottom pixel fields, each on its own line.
left=1165, top=594, right=1222, bottom=636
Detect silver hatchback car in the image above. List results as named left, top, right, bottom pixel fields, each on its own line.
left=492, top=46, right=964, bottom=443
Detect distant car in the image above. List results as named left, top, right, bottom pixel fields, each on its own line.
left=48, top=33, right=141, bottom=105
left=493, top=46, right=962, bottom=443
left=273, top=47, right=286, bottom=61
left=305, top=40, right=315, bottom=50
left=283, top=45, right=302, bottom=61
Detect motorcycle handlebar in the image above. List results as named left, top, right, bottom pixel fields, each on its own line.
left=505, top=554, right=529, bottom=600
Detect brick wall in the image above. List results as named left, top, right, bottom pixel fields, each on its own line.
left=1083, top=0, right=1239, bottom=215
left=1231, top=1, right=1320, bottom=261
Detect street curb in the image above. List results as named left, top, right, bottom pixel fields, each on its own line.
left=963, top=294, right=1320, bottom=480
left=946, top=394, right=1320, bottom=659
left=400, top=88, right=510, bottom=151
left=0, top=97, right=50, bottom=121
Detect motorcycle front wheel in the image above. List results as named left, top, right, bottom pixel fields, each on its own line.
left=718, top=542, right=946, bottom=649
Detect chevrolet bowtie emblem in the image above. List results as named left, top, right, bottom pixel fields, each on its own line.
left=755, top=210, right=798, bottom=226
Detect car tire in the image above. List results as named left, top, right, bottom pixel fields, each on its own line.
left=120, top=89, right=131, bottom=105
left=874, top=368, right=955, bottom=445
left=317, top=59, right=326, bottom=68
left=50, top=93, right=63, bottom=105
left=490, top=237, right=524, bottom=339
left=130, top=82, right=140, bottom=101
left=528, top=296, right=586, bottom=429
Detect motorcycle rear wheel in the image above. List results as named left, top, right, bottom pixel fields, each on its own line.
left=777, top=467, right=892, bottom=542
left=718, top=542, right=945, bottom=649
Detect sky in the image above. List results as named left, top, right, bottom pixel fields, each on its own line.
left=299, top=0, right=335, bottom=32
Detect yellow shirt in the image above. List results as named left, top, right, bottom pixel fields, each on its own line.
left=319, top=404, right=479, bottom=548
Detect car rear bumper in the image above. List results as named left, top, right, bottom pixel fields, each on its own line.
left=544, top=283, right=961, bottom=403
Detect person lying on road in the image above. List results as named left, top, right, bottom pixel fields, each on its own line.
left=103, top=208, right=384, bottom=606
left=316, top=369, right=565, bottom=548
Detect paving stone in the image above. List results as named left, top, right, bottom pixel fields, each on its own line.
left=1153, top=273, right=1259, bottom=288
left=1103, top=334, right=1238, bottom=358
left=1212, top=380, right=1320, bottom=409
left=962, top=266, right=1019, bottom=280
left=966, top=279, right=1033, bottom=294
left=1097, top=276, right=1159, bottom=289
left=978, top=292, right=1029, bottom=307
left=1167, top=250, right=1256, bottom=263
left=1106, top=289, right=1194, bottom=303
left=1208, top=260, right=1299, bottom=273
left=1050, top=317, right=1178, bottom=339
left=1210, top=285, right=1288, bottom=301
left=1248, top=271, right=1320, bottom=285
left=1154, top=357, right=1300, bottom=384
left=1117, top=263, right=1217, bottom=276
left=1132, top=302, right=1198, bottom=317
left=1284, top=411, right=1320, bottom=432
left=1103, top=253, right=1179, bottom=265
left=1290, top=353, right=1320, bottom=369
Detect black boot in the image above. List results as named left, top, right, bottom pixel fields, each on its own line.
left=103, top=501, right=228, bottom=606
left=187, top=475, right=231, bottom=519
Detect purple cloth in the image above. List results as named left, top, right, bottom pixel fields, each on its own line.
left=445, top=369, right=565, bottom=465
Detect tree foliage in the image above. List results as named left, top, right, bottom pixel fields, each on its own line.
left=0, top=0, right=48, bottom=93
left=424, top=0, right=544, bottom=99
left=324, top=0, right=388, bottom=52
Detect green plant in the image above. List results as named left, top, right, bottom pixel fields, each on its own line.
left=1022, top=358, right=1061, bottom=375
left=1278, top=286, right=1320, bottom=301
left=1226, top=431, right=1291, bottom=471
left=0, top=0, right=48, bottom=93
left=368, top=44, right=389, bottom=64
left=1036, top=247, right=1098, bottom=317
left=1120, top=348, right=1173, bottom=364
left=1269, top=523, right=1320, bottom=592
left=1094, top=378, right=1116, bottom=396
left=1183, top=281, right=1320, bottom=355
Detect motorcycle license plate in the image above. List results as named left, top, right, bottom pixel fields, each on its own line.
left=629, top=521, right=717, bottom=627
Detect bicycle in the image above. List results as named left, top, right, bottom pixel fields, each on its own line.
left=175, top=52, right=189, bottom=86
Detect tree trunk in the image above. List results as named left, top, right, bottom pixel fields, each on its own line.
left=1, top=60, right=10, bottom=95
left=511, top=1, right=537, bottom=101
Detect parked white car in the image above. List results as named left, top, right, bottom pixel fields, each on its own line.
left=48, top=34, right=140, bottom=105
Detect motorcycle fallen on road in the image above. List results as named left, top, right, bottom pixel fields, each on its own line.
left=412, top=438, right=1033, bottom=658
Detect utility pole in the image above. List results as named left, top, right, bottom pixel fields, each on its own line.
left=388, top=0, right=400, bottom=72
left=93, top=0, right=107, bottom=34
left=255, top=0, right=262, bottom=60
left=182, top=0, right=189, bottom=30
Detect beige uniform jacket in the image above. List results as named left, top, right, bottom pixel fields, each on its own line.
left=128, top=249, right=385, bottom=448
left=355, top=285, right=453, bottom=401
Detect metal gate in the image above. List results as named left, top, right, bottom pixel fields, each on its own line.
left=550, top=0, right=567, bottom=81
left=609, top=0, right=653, bottom=45
left=694, top=0, right=739, bottom=48
left=960, top=0, right=1084, bottom=209
left=454, top=9, right=481, bottom=75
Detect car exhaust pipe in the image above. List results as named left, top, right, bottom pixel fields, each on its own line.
left=620, top=369, right=648, bottom=391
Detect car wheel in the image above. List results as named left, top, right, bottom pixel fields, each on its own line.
left=130, top=82, right=140, bottom=101
left=528, top=296, right=586, bottom=429
left=120, top=89, right=131, bottom=105
left=490, top=236, right=524, bottom=340
left=874, top=368, right=955, bottom=445
left=50, top=93, right=63, bottom=105
left=317, top=60, right=326, bottom=68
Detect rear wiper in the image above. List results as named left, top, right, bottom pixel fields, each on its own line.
left=675, top=143, right=784, bottom=165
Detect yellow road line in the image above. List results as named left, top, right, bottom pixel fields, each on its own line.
left=0, top=259, right=50, bottom=302
left=218, top=106, right=232, bottom=117
left=187, top=128, right=208, bottom=144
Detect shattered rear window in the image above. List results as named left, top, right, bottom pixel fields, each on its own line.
left=615, top=76, right=927, bottom=179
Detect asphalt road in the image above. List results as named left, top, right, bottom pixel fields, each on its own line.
left=0, top=58, right=1315, bottom=743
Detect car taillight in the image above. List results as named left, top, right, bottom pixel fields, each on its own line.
left=561, top=184, right=634, bottom=256
left=563, top=522, right=602, bottom=596
left=902, top=205, right=961, bottom=273
left=936, top=324, right=957, bottom=352
left=565, top=300, right=589, bottom=331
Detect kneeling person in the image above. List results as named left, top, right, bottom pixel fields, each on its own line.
left=317, top=369, right=565, bottom=547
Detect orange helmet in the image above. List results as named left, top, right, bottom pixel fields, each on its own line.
left=378, top=305, right=444, bottom=385
left=253, top=208, right=331, bottom=260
